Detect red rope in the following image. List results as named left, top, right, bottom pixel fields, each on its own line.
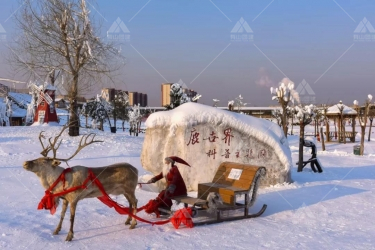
left=37, top=168, right=173, bottom=226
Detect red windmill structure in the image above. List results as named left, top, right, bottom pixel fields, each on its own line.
left=29, top=83, right=58, bottom=124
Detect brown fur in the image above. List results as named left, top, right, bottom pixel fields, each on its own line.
left=23, top=157, right=138, bottom=241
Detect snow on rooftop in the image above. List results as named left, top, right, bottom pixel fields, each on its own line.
left=146, top=102, right=292, bottom=171
left=327, top=103, right=357, bottom=115
left=8, top=92, right=31, bottom=107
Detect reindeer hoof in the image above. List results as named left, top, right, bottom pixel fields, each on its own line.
left=53, top=230, right=59, bottom=235
left=129, top=224, right=136, bottom=229
left=125, top=219, right=131, bottom=225
left=65, top=232, right=74, bottom=241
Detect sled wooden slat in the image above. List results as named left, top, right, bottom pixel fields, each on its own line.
left=169, top=162, right=267, bottom=226
left=198, top=162, right=265, bottom=206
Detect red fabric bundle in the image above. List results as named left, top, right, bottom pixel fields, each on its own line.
left=170, top=208, right=194, bottom=229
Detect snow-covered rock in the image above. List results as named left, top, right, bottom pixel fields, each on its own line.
left=141, top=102, right=292, bottom=191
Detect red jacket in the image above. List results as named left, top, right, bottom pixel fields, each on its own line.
left=153, top=165, right=187, bottom=197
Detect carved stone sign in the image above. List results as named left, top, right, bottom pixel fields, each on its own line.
left=141, top=103, right=292, bottom=191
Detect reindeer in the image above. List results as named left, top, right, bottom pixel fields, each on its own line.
left=23, top=125, right=138, bottom=241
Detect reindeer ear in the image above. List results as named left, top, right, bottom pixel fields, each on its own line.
left=52, top=160, right=61, bottom=168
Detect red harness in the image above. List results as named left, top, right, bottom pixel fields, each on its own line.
left=38, top=168, right=193, bottom=228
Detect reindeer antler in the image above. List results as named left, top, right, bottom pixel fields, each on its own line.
left=39, top=124, right=70, bottom=158
left=39, top=123, right=103, bottom=160
left=39, top=131, right=51, bottom=157
left=56, top=133, right=103, bottom=162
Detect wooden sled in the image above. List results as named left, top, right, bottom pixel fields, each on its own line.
left=160, top=162, right=267, bottom=226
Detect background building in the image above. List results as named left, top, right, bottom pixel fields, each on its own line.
left=161, top=83, right=172, bottom=106
left=128, top=92, right=148, bottom=107
left=101, top=88, right=147, bottom=107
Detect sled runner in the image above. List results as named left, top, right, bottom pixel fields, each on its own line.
left=162, top=162, right=267, bottom=226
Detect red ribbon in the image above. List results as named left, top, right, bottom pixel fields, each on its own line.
left=37, top=168, right=193, bottom=228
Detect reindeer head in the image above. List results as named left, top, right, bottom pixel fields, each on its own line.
left=23, top=124, right=102, bottom=173
left=23, top=157, right=61, bottom=173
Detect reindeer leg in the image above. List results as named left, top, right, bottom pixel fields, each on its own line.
left=53, top=199, right=68, bottom=235
left=123, top=194, right=132, bottom=225
left=128, top=192, right=138, bottom=229
left=66, top=201, right=77, bottom=241
left=124, top=192, right=137, bottom=229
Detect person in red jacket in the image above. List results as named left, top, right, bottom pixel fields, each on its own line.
left=144, top=156, right=190, bottom=217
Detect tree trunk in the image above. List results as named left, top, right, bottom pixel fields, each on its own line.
left=122, top=121, right=125, bottom=131
left=297, top=121, right=305, bottom=172
left=291, top=115, right=294, bottom=135
left=68, top=100, right=79, bottom=136
left=282, top=106, right=288, bottom=137
left=320, top=127, right=325, bottom=151
left=68, top=75, right=79, bottom=136
left=85, top=115, right=88, bottom=128
left=100, top=120, right=103, bottom=131
left=360, top=126, right=366, bottom=155
left=314, top=120, right=316, bottom=137
left=368, top=119, right=373, bottom=142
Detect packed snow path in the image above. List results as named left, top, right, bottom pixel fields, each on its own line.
left=0, top=126, right=374, bottom=249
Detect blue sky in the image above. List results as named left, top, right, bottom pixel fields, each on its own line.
left=0, top=0, right=375, bottom=106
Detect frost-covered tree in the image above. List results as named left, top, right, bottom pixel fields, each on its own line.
left=82, top=94, right=113, bottom=131
left=270, top=79, right=296, bottom=137
left=354, top=95, right=373, bottom=155
left=5, top=97, right=13, bottom=126
left=286, top=106, right=297, bottom=135
left=128, top=104, right=143, bottom=136
left=295, top=104, right=316, bottom=172
left=228, top=100, right=234, bottom=111
left=26, top=86, right=39, bottom=124
left=312, top=106, right=325, bottom=138
left=0, top=98, right=11, bottom=126
left=164, top=83, right=191, bottom=110
left=368, top=107, right=375, bottom=142
left=113, top=92, right=130, bottom=132
left=12, top=0, right=124, bottom=136
left=272, top=109, right=282, bottom=127
left=234, top=95, right=247, bottom=113
left=191, top=94, right=202, bottom=102
left=213, top=99, right=220, bottom=107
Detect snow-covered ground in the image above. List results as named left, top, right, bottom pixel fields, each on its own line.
left=0, top=124, right=374, bottom=249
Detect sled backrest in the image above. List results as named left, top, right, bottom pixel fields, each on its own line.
left=212, top=162, right=261, bottom=190
left=197, top=162, right=266, bottom=205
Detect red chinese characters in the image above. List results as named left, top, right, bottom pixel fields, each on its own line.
left=258, top=149, right=267, bottom=159
left=244, top=149, right=255, bottom=159
left=206, top=149, right=217, bottom=159
left=187, top=128, right=200, bottom=146
left=222, top=149, right=230, bottom=158
left=203, top=131, right=219, bottom=142
left=235, top=151, right=240, bottom=158
left=222, top=128, right=234, bottom=146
